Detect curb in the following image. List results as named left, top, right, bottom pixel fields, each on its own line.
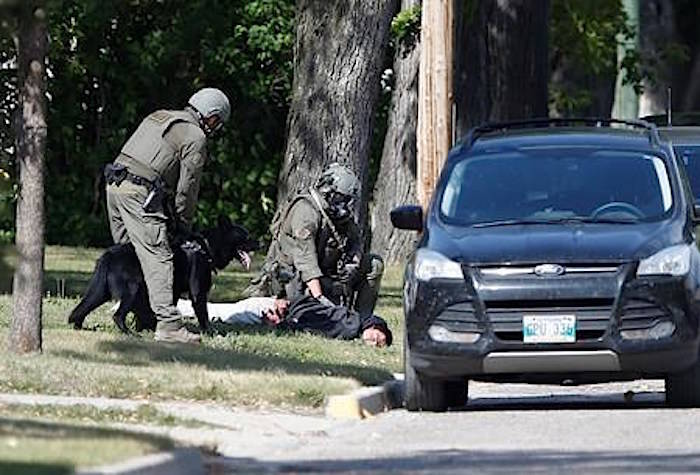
left=77, top=448, right=204, bottom=475
left=325, top=379, right=404, bottom=419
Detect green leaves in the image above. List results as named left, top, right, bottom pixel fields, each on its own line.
left=0, top=0, right=295, bottom=246
left=391, top=4, right=421, bottom=50
left=550, top=0, right=639, bottom=114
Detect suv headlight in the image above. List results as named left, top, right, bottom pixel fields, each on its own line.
left=414, top=249, right=463, bottom=281
left=637, top=244, right=691, bottom=277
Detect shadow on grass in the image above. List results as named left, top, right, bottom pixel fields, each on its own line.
left=0, top=417, right=173, bottom=475
left=55, top=335, right=394, bottom=385
left=0, top=462, right=73, bottom=475
left=0, top=416, right=173, bottom=448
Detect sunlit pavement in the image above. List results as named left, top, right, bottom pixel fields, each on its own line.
left=209, top=379, right=700, bottom=474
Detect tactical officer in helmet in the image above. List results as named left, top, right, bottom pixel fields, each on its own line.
left=104, top=88, right=230, bottom=344
left=261, top=163, right=384, bottom=318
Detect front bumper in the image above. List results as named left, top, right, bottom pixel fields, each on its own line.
left=405, top=263, right=700, bottom=380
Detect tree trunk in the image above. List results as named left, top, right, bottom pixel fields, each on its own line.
left=639, top=0, right=675, bottom=116
left=682, top=50, right=700, bottom=112
left=275, top=0, right=397, bottom=238
left=370, top=0, right=420, bottom=264
left=455, top=0, right=549, bottom=138
left=9, top=4, right=47, bottom=354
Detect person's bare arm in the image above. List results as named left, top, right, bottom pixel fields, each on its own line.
left=307, top=278, right=322, bottom=298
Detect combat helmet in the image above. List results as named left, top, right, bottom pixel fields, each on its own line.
left=188, top=88, right=231, bottom=136
left=315, top=163, right=360, bottom=223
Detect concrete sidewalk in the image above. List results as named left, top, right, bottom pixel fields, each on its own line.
left=0, top=392, right=340, bottom=459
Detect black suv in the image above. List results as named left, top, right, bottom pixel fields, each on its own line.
left=392, top=118, right=700, bottom=411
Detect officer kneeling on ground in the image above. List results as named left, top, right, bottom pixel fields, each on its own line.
left=104, top=88, right=230, bottom=344
left=258, top=163, right=384, bottom=318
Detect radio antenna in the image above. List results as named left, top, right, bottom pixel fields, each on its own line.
left=667, top=87, right=672, bottom=126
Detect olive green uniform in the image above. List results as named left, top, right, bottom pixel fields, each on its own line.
left=106, top=109, right=207, bottom=324
left=270, top=191, right=384, bottom=317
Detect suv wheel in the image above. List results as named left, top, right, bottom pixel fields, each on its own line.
left=404, top=348, right=446, bottom=411
left=665, top=359, right=700, bottom=407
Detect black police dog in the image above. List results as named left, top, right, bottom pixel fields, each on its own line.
left=68, top=216, right=258, bottom=334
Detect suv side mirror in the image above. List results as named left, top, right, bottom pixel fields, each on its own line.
left=391, top=205, right=423, bottom=231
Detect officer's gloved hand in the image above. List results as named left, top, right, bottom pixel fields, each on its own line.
left=339, top=262, right=361, bottom=286
left=316, top=295, right=336, bottom=308
left=170, top=222, right=205, bottom=249
left=329, top=281, right=348, bottom=299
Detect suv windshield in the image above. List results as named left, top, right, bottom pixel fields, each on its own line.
left=674, top=145, right=700, bottom=201
left=440, top=149, right=673, bottom=226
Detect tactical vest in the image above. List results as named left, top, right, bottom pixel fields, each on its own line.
left=273, top=191, right=349, bottom=275
left=118, top=110, right=200, bottom=182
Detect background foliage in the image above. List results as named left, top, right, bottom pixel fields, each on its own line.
left=1, top=0, right=700, bottom=247
left=1, top=0, right=294, bottom=246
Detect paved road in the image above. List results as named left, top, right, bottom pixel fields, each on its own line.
left=209, top=379, right=700, bottom=474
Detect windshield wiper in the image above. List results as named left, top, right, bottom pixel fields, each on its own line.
left=471, top=218, right=558, bottom=228
left=471, top=216, right=640, bottom=228
left=552, top=216, right=640, bottom=224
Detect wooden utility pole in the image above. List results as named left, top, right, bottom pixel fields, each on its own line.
left=417, top=0, right=453, bottom=209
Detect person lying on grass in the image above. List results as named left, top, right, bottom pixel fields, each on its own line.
left=176, top=295, right=392, bottom=347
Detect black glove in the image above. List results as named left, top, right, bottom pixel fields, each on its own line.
left=338, top=262, right=361, bottom=285
left=316, top=295, right=336, bottom=308
left=170, top=221, right=204, bottom=249
left=330, top=281, right=349, bottom=299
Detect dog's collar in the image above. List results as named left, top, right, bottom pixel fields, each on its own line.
left=181, top=237, right=217, bottom=273
left=201, top=236, right=218, bottom=274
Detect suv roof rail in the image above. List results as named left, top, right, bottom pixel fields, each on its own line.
left=465, top=117, right=661, bottom=147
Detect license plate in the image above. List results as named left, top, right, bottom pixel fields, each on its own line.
left=523, top=315, right=576, bottom=343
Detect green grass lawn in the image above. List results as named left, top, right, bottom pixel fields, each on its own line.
left=0, top=246, right=405, bottom=409
left=0, top=417, right=174, bottom=475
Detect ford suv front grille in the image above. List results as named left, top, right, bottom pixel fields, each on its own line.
left=485, top=299, right=614, bottom=342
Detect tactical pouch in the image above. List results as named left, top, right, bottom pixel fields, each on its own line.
left=104, top=163, right=127, bottom=186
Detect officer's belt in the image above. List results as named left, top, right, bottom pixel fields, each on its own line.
left=123, top=170, right=156, bottom=191
left=114, top=153, right=159, bottom=183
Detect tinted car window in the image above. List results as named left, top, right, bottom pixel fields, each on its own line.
left=440, top=149, right=673, bottom=225
left=674, top=145, right=700, bottom=201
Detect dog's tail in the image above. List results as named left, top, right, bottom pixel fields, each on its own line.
left=68, top=252, right=111, bottom=329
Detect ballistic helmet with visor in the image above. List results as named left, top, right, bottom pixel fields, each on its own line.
left=316, top=163, right=360, bottom=223
left=187, top=88, right=231, bottom=136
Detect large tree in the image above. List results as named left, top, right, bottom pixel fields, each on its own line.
left=7, top=0, right=48, bottom=353
left=370, top=1, right=420, bottom=264
left=371, top=0, right=550, bottom=264
left=455, top=0, right=550, bottom=136
left=638, top=0, right=676, bottom=116
left=275, top=0, right=397, bottom=235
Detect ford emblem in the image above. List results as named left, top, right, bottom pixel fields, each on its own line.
left=534, top=264, right=565, bottom=276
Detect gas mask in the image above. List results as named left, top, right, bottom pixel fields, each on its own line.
left=325, top=191, right=355, bottom=224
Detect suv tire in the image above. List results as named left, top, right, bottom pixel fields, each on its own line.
left=404, top=337, right=448, bottom=411
left=446, top=380, right=469, bottom=408
left=665, top=359, right=700, bottom=407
